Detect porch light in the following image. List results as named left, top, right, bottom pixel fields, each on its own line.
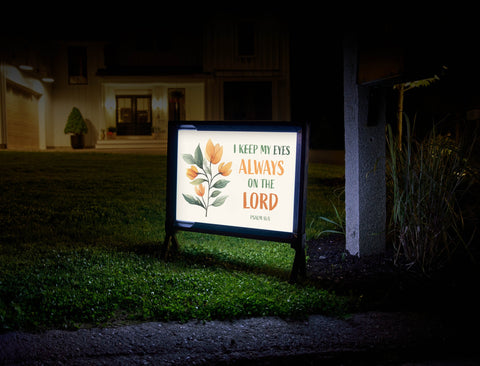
left=19, top=64, right=34, bottom=71
left=41, top=76, right=54, bottom=83
left=104, top=96, right=115, bottom=111
left=152, top=97, right=163, bottom=110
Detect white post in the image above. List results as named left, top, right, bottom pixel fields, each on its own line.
left=343, top=34, right=386, bottom=256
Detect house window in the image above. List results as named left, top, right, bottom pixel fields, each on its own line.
left=224, top=82, right=272, bottom=121
left=116, top=95, right=152, bottom=135
left=68, top=46, right=87, bottom=85
left=237, top=22, right=255, bottom=57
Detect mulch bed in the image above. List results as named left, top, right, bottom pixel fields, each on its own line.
left=305, top=234, right=480, bottom=313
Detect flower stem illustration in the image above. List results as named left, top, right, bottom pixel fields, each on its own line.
left=182, top=139, right=231, bottom=217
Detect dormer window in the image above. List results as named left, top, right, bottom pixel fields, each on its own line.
left=68, top=46, right=87, bottom=85
left=237, top=22, right=255, bottom=57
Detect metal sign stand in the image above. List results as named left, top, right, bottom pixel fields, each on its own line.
left=161, top=229, right=178, bottom=259
left=289, top=235, right=307, bottom=283
left=162, top=121, right=309, bottom=283
left=162, top=229, right=306, bottom=283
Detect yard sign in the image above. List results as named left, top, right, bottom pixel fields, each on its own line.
left=163, top=121, right=309, bottom=281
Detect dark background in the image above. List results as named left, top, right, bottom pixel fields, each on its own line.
left=3, top=5, right=479, bottom=150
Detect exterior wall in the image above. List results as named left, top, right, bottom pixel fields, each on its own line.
left=203, top=17, right=288, bottom=72
left=203, top=16, right=290, bottom=122
left=50, top=43, right=207, bottom=148
left=49, top=43, right=105, bottom=148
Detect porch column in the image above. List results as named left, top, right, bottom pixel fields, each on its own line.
left=343, top=34, right=386, bottom=256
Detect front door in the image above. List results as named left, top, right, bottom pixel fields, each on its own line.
left=116, top=95, right=152, bottom=136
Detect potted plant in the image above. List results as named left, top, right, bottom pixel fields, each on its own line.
left=64, top=107, right=88, bottom=149
left=107, top=126, right=117, bottom=139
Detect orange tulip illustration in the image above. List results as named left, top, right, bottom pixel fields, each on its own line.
left=195, top=184, right=205, bottom=197
left=186, top=166, right=198, bottom=180
left=182, top=140, right=232, bottom=217
left=218, top=161, right=232, bottom=176
left=206, top=139, right=223, bottom=164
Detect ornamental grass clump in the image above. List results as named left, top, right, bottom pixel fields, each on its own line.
left=386, top=116, right=477, bottom=275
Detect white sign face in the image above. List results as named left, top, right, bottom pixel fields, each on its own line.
left=175, top=129, right=298, bottom=233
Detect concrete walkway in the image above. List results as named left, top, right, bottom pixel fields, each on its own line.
left=1, top=312, right=479, bottom=365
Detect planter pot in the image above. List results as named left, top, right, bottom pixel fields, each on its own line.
left=70, top=134, right=85, bottom=149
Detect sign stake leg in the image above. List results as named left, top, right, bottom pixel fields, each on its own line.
left=161, top=230, right=179, bottom=259
left=289, top=237, right=306, bottom=283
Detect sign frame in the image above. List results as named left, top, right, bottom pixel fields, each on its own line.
left=163, top=120, right=309, bottom=281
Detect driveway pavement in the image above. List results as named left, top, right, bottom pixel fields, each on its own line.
left=1, top=312, right=479, bottom=365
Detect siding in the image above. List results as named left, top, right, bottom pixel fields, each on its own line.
left=203, top=19, right=287, bottom=73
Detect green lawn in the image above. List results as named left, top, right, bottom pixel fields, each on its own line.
left=0, top=151, right=346, bottom=331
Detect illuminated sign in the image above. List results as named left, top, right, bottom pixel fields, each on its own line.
left=164, top=121, right=309, bottom=281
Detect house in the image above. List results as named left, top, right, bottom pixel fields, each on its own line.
left=0, top=13, right=291, bottom=151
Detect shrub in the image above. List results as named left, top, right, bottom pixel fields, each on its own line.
left=64, top=107, right=88, bottom=135
left=386, top=116, right=477, bottom=274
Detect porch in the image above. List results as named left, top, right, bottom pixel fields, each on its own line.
left=95, top=135, right=167, bottom=154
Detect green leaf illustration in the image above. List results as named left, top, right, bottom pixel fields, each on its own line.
left=182, top=154, right=196, bottom=165
left=190, top=178, right=207, bottom=185
left=212, top=179, right=230, bottom=189
left=210, top=190, right=222, bottom=198
left=182, top=194, right=205, bottom=208
left=211, top=195, right=228, bottom=207
left=194, top=144, right=203, bottom=167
